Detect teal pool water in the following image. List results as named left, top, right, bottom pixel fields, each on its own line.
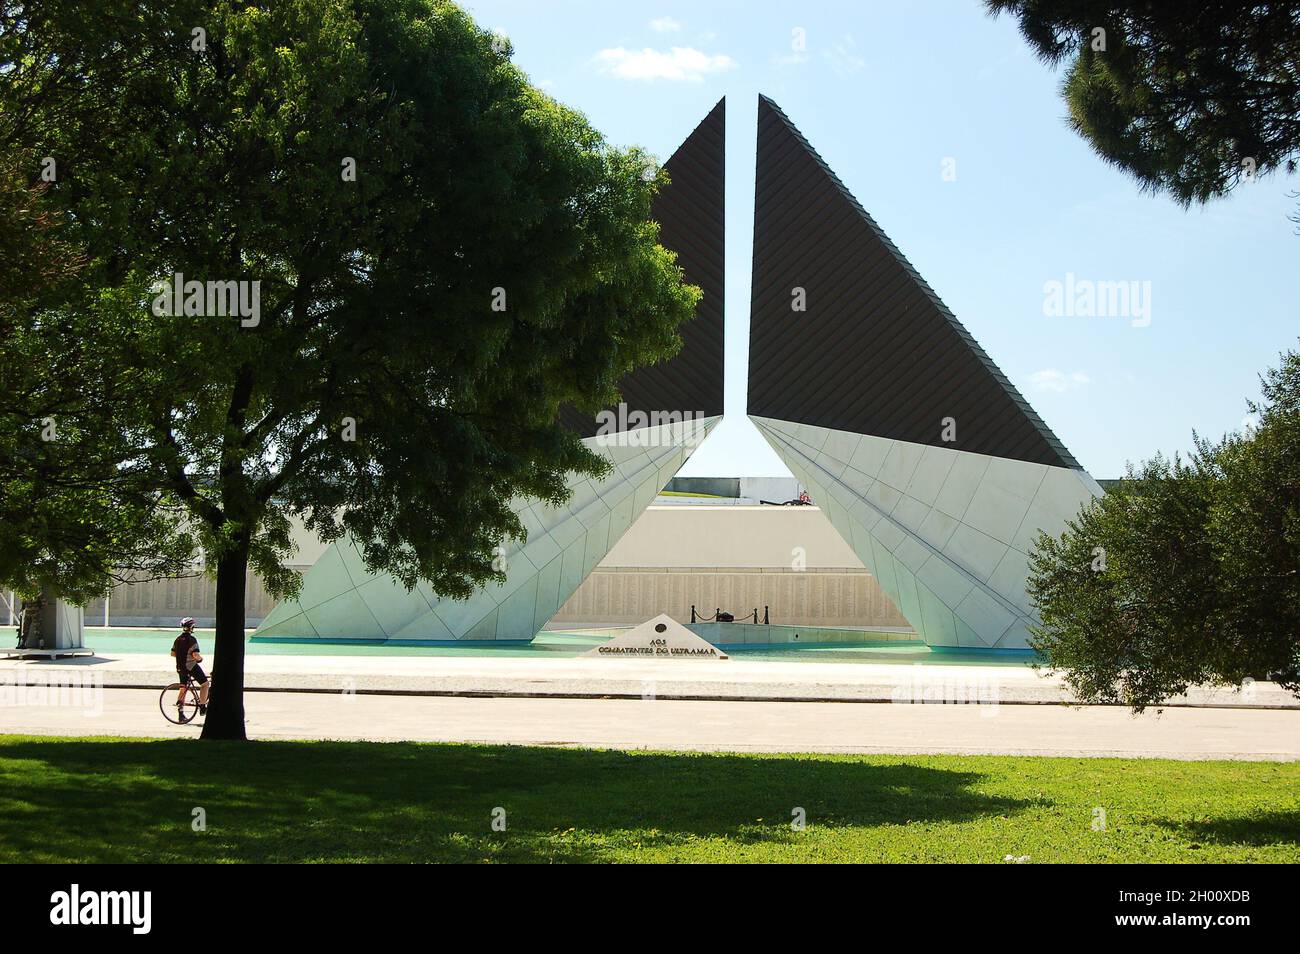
left=75, top=627, right=1039, bottom=667
left=79, top=627, right=598, bottom=658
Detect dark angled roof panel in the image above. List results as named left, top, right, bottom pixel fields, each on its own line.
left=562, top=98, right=726, bottom=436
left=747, top=96, right=1079, bottom=469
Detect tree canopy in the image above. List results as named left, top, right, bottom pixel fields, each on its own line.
left=0, top=150, right=194, bottom=601
left=988, top=1, right=1300, bottom=206
left=1028, top=346, right=1300, bottom=709
left=0, top=0, right=699, bottom=737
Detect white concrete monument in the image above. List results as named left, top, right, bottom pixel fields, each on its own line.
left=585, top=613, right=728, bottom=659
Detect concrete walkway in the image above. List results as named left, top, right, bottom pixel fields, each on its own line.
left=2, top=687, right=1299, bottom=760
left=1, top=650, right=1293, bottom=707
left=5, top=651, right=1296, bottom=759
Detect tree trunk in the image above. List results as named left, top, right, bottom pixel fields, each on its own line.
left=200, top=541, right=250, bottom=740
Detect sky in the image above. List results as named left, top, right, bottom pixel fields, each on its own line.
left=465, top=0, right=1299, bottom=479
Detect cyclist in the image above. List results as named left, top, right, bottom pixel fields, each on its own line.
left=170, top=617, right=209, bottom=716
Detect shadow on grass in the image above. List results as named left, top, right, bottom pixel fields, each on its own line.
left=0, top=739, right=1034, bottom=862
left=1155, top=810, right=1300, bottom=849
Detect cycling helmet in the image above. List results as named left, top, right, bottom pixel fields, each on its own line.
left=180, top=617, right=196, bottom=628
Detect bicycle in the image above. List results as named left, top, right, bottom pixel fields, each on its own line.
left=160, top=673, right=208, bottom=725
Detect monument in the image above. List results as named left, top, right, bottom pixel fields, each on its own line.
left=584, top=614, right=728, bottom=659
left=747, top=96, right=1102, bottom=650
left=256, top=99, right=726, bottom=642
left=256, top=94, right=1104, bottom=652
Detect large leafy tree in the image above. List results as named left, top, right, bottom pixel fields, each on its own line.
left=0, top=0, right=698, bottom=738
left=987, top=1, right=1300, bottom=206
left=0, top=151, right=194, bottom=601
left=1028, top=347, right=1300, bottom=709
left=1210, top=352, right=1300, bottom=677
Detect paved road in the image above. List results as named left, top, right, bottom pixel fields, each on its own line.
left=3, top=687, right=1298, bottom=760
left=3, top=653, right=1292, bottom=707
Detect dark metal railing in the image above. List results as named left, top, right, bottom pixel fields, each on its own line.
left=690, top=605, right=769, bottom=625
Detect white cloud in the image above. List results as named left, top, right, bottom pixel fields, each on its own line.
left=593, top=46, right=737, bottom=82
left=823, top=36, right=865, bottom=76
left=1028, top=369, right=1091, bottom=393
left=649, top=17, right=683, bottom=33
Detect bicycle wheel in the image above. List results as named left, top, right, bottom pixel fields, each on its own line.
left=160, top=683, right=200, bottom=725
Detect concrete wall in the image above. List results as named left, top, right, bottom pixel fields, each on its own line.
left=739, top=477, right=802, bottom=504
left=550, top=566, right=910, bottom=629
left=601, top=505, right=862, bottom=568
left=84, top=505, right=913, bottom=633
left=553, top=506, right=910, bottom=629
left=663, top=476, right=740, bottom=497
left=80, top=516, right=331, bottom=627
left=687, top=620, right=916, bottom=645
left=84, top=569, right=292, bottom=628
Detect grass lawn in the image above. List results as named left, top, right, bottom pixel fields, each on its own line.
left=1, top=736, right=1297, bottom=863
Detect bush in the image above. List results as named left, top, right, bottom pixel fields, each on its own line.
left=1028, top=347, right=1300, bottom=709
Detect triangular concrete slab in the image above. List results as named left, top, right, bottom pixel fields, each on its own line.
left=584, top=613, right=728, bottom=660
